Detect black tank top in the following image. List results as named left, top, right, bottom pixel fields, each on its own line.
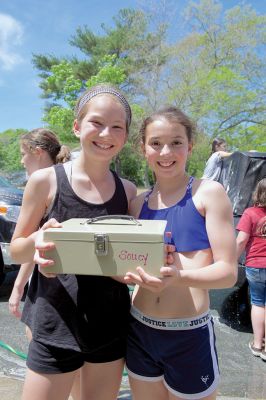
left=22, top=164, right=130, bottom=352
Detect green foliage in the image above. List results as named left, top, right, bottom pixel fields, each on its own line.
left=86, top=55, right=126, bottom=88
left=168, top=0, right=266, bottom=151
left=42, top=54, right=127, bottom=145
left=3, top=0, right=265, bottom=179
left=112, top=142, right=144, bottom=186
left=0, top=129, right=27, bottom=172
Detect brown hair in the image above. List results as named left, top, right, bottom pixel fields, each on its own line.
left=211, top=137, right=227, bottom=154
left=20, top=128, right=71, bottom=164
left=75, top=84, right=132, bottom=133
left=253, top=178, right=266, bottom=207
left=140, top=106, right=196, bottom=144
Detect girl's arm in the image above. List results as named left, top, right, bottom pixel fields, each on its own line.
left=175, top=180, right=237, bottom=289
left=9, top=261, right=35, bottom=318
left=10, top=168, right=54, bottom=263
left=236, top=230, right=250, bottom=260
left=218, top=150, right=232, bottom=158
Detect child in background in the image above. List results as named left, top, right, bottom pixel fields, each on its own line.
left=9, top=128, right=70, bottom=320
left=124, top=106, right=237, bottom=400
left=8, top=129, right=83, bottom=400
left=236, top=178, right=266, bottom=361
left=202, top=137, right=232, bottom=181
left=10, top=85, right=137, bottom=400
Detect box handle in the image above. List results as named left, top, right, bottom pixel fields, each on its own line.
left=82, top=215, right=142, bottom=226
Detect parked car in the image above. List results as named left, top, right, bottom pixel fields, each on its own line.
left=217, top=151, right=266, bottom=286
left=0, top=176, right=23, bottom=282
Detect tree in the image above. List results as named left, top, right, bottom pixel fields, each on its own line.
left=42, top=54, right=127, bottom=145
left=31, top=1, right=266, bottom=180
left=0, top=129, right=27, bottom=172
left=167, top=0, right=266, bottom=154
left=32, top=8, right=168, bottom=100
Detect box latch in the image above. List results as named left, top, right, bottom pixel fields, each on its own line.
left=94, top=234, right=109, bottom=256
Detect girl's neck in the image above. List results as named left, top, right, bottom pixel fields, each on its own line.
left=153, top=173, right=189, bottom=195
left=73, top=157, right=111, bottom=183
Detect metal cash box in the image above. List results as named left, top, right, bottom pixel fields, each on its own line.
left=43, top=215, right=167, bottom=276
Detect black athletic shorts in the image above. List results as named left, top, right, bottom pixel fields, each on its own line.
left=27, top=336, right=126, bottom=374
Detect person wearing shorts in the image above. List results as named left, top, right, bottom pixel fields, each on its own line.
left=124, top=106, right=237, bottom=400
left=236, top=178, right=266, bottom=361
left=126, top=307, right=219, bottom=399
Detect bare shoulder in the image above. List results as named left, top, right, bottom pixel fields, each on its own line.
left=121, top=178, right=137, bottom=203
left=129, top=190, right=148, bottom=218
left=24, top=166, right=56, bottom=201
left=194, top=178, right=226, bottom=195
left=193, top=178, right=232, bottom=212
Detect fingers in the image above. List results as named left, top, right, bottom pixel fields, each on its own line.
left=35, top=230, right=55, bottom=252
left=160, top=265, right=176, bottom=276
left=124, top=267, right=164, bottom=292
left=34, top=249, right=54, bottom=267
left=166, top=244, right=175, bottom=253
left=41, top=218, right=62, bottom=230
left=38, top=265, right=57, bottom=278
left=8, top=302, right=21, bottom=318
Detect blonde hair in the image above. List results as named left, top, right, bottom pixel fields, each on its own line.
left=21, top=128, right=71, bottom=164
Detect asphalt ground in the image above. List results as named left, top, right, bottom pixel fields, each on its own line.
left=0, top=272, right=265, bottom=400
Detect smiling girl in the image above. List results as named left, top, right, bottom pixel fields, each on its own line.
left=124, top=106, right=237, bottom=400
left=10, top=85, right=137, bottom=400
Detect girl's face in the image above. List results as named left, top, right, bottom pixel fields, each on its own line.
left=216, top=142, right=227, bottom=151
left=73, top=95, right=127, bottom=163
left=20, top=144, right=42, bottom=177
left=142, top=118, right=192, bottom=178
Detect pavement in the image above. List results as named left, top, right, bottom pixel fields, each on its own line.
left=0, top=273, right=266, bottom=400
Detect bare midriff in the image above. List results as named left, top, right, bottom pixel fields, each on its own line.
left=132, top=248, right=213, bottom=318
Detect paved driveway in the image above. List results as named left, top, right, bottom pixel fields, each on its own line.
left=0, top=272, right=265, bottom=400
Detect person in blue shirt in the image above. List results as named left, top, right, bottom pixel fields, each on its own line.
left=124, top=106, right=237, bottom=400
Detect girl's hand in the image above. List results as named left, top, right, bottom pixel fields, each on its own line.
left=8, top=286, right=24, bottom=318
left=34, top=218, right=62, bottom=278
left=123, top=243, right=178, bottom=292
left=124, top=264, right=180, bottom=292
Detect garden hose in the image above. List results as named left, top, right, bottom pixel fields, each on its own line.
left=0, top=340, right=27, bottom=360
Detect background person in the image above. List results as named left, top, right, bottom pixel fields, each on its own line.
left=9, top=128, right=71, bottom=320
left=202, top=137, right=232, bottom=181
left=7, top=128, right=84, bottom=400
left=236, top=178, right=266, bottom=361
left=124, top=106, right=237, bottom=400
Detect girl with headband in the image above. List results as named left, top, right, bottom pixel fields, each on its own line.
left=10, top=85, right=138, bottom=400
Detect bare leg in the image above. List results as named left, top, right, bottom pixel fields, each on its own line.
left=22, top=368, right=77, bottom=400
left=25, top=325, right=32, bottom=342
left=128, top=376, right=168, bottom=400
left=168, top=389, right=217, bottom=400
left=70, top=368, right=81, bottom=400
left=251, top=305, right=265, bottom=349
left=129, top=376, right=217, bottom=400
left=81, top=358, right=124, bottom=400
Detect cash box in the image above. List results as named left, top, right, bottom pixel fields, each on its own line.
left=43, top=215, right=167, bottom=276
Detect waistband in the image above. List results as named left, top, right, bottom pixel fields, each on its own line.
left=130, top=306, right=211, bottom=330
